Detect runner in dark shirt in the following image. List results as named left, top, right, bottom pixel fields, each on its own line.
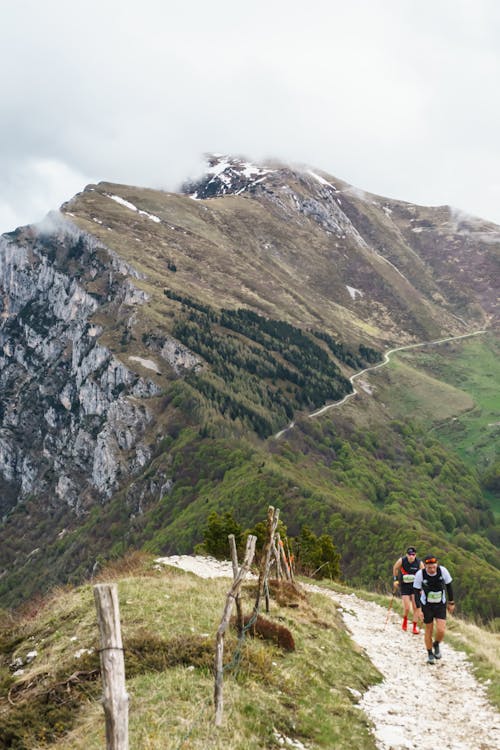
left=392, top=546, right=424, bottom=634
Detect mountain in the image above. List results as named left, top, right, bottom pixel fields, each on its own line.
left=0, top=155, right=499, bottom=616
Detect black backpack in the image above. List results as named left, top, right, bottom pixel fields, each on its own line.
left=422, top=565, right=445, bottom=595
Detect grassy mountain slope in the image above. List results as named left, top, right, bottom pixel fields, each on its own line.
left=371, top=332, right=500, bottom=515
left=0, top=556, right=381, bottom=750
left=2, top=393, right=499, bottom=621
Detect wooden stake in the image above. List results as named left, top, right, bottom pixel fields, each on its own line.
left=253, top=506, right=280, bottom=616
left=228, top=533, right=244, bottom=633
left=272, top=534, right=282, bottom=580
left=277, top=533, right=291, bottom=582
left=286, top=539, right=295, bottom=583
left=214, top=534, right=257, bottom=727
left=93, top=583, right=129, bottom=750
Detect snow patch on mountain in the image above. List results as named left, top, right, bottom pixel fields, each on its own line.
left=307, top=170, right=338, bottom=191
left=346, top=285, right=363, bottom=300
left=185, top=155, right=276, bottom=199
left=106, top=194, right=161, bottom=223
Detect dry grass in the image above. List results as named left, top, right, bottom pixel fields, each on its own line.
left=1, top=566, right=381, bottom=750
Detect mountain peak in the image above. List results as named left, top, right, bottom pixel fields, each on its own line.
left=182, top=153, right=278, bottom=199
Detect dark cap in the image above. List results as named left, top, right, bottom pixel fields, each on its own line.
left=424, top=554, right=438, bottom=564
left=406, top=547, right=416, bottom=554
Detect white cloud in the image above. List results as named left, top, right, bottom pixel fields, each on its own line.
left=0, top=158, right=93, bottom=232
left=1, top=0, right=500, bottom=232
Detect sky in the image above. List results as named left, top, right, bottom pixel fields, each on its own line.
left=2, top=0, right=500, bottom=233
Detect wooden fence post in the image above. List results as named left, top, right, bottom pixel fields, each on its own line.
left=214, top=534, right=257, bottom=727
left=253, top=506, right=280, bottom=616
left=271, top=534, right=282, bottom=580
left=93, top=583, right=129, bottom=750
left=228, top=533, right=244, bottom=633
left=276, top=533, right=291, bottom=582
left=286, top=538, right=296, bottom=583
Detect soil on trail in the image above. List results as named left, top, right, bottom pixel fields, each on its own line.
left=158, top=556, right=500, bottom=750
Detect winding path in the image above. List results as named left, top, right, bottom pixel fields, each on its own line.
left=275, top=329, right=487, bottom=438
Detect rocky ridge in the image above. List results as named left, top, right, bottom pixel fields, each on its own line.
left=0, top=215, right=161, bottom=515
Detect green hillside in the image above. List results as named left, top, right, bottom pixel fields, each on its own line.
left=370, top=332, right=500, bottom=515
left=2, top=395, right=499, bottom=622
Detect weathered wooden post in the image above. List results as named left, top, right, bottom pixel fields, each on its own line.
left=228, top=533, right=244, bottom=633
left=253, top=506, right=280, bottom=616
left=214, top=534, right=257, bottom=727
left=93, top=583, right=129, bottom=750
left=272, top=533, right=282, bottom=580
left=286, top=538, right=296, bottom=583
left=277, top=532, right=291, bottom=582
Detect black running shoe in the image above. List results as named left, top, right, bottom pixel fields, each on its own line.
left=433, top=641, right=442, bottom=660
left=427, top=651, right=436, bottom=664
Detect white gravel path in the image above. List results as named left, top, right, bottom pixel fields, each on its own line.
left=157, top=556, right=500, bottom=750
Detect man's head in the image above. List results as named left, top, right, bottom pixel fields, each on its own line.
left=424, top=554, right=438, bottom=574
left=406, top=546, right=417, bottom=557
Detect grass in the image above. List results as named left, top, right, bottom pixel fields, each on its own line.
left=0, top=555, right=380, bottom=750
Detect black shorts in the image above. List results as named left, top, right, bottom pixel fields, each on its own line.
left=400, top=584, right=416, bottom=597
left=422, top=602, right=447, bottom=623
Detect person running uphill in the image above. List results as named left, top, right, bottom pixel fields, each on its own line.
left=413, top=554, right=455, bottom=664
left=392, top=547, right=424, bottom=634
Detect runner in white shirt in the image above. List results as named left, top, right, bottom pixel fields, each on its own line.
left=413, top=554, right=455, bottom=664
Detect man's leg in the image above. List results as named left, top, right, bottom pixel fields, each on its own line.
left=423, top=607, right=436, bottom=663
left=401, top=595, right=410, bottom=630
left=424, top=621, right=434, bottom=651
left=410, top=595, right=421, bottom=633
left=433, top=618, right=446, bottom=659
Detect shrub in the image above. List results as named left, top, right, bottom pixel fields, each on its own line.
left=201, top=510, right=243, bottom=560
left=293, top=526, right=341, bottom=580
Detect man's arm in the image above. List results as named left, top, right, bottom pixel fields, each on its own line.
left=392, top=558, right=402, bottom=591
left=446, top=581, right=455, bottom=611
left=413, top=569, right=423, bottom=608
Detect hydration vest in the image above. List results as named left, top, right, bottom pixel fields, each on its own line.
left=422, top=565, right=445, bottom=604
left=400, top=556, right=420, bottom=584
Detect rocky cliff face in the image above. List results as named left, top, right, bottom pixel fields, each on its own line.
left=0, top=214, right=163, bottom=516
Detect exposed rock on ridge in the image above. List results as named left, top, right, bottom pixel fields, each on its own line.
left=0, top=215, right=161, bottom=514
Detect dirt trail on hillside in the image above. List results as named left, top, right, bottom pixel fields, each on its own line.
left=158, top=556, right=500, bottom=750
left=275, top=329, right=487, bottom=437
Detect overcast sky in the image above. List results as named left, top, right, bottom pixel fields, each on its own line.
left=2, top=0, right=500, bottom=232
